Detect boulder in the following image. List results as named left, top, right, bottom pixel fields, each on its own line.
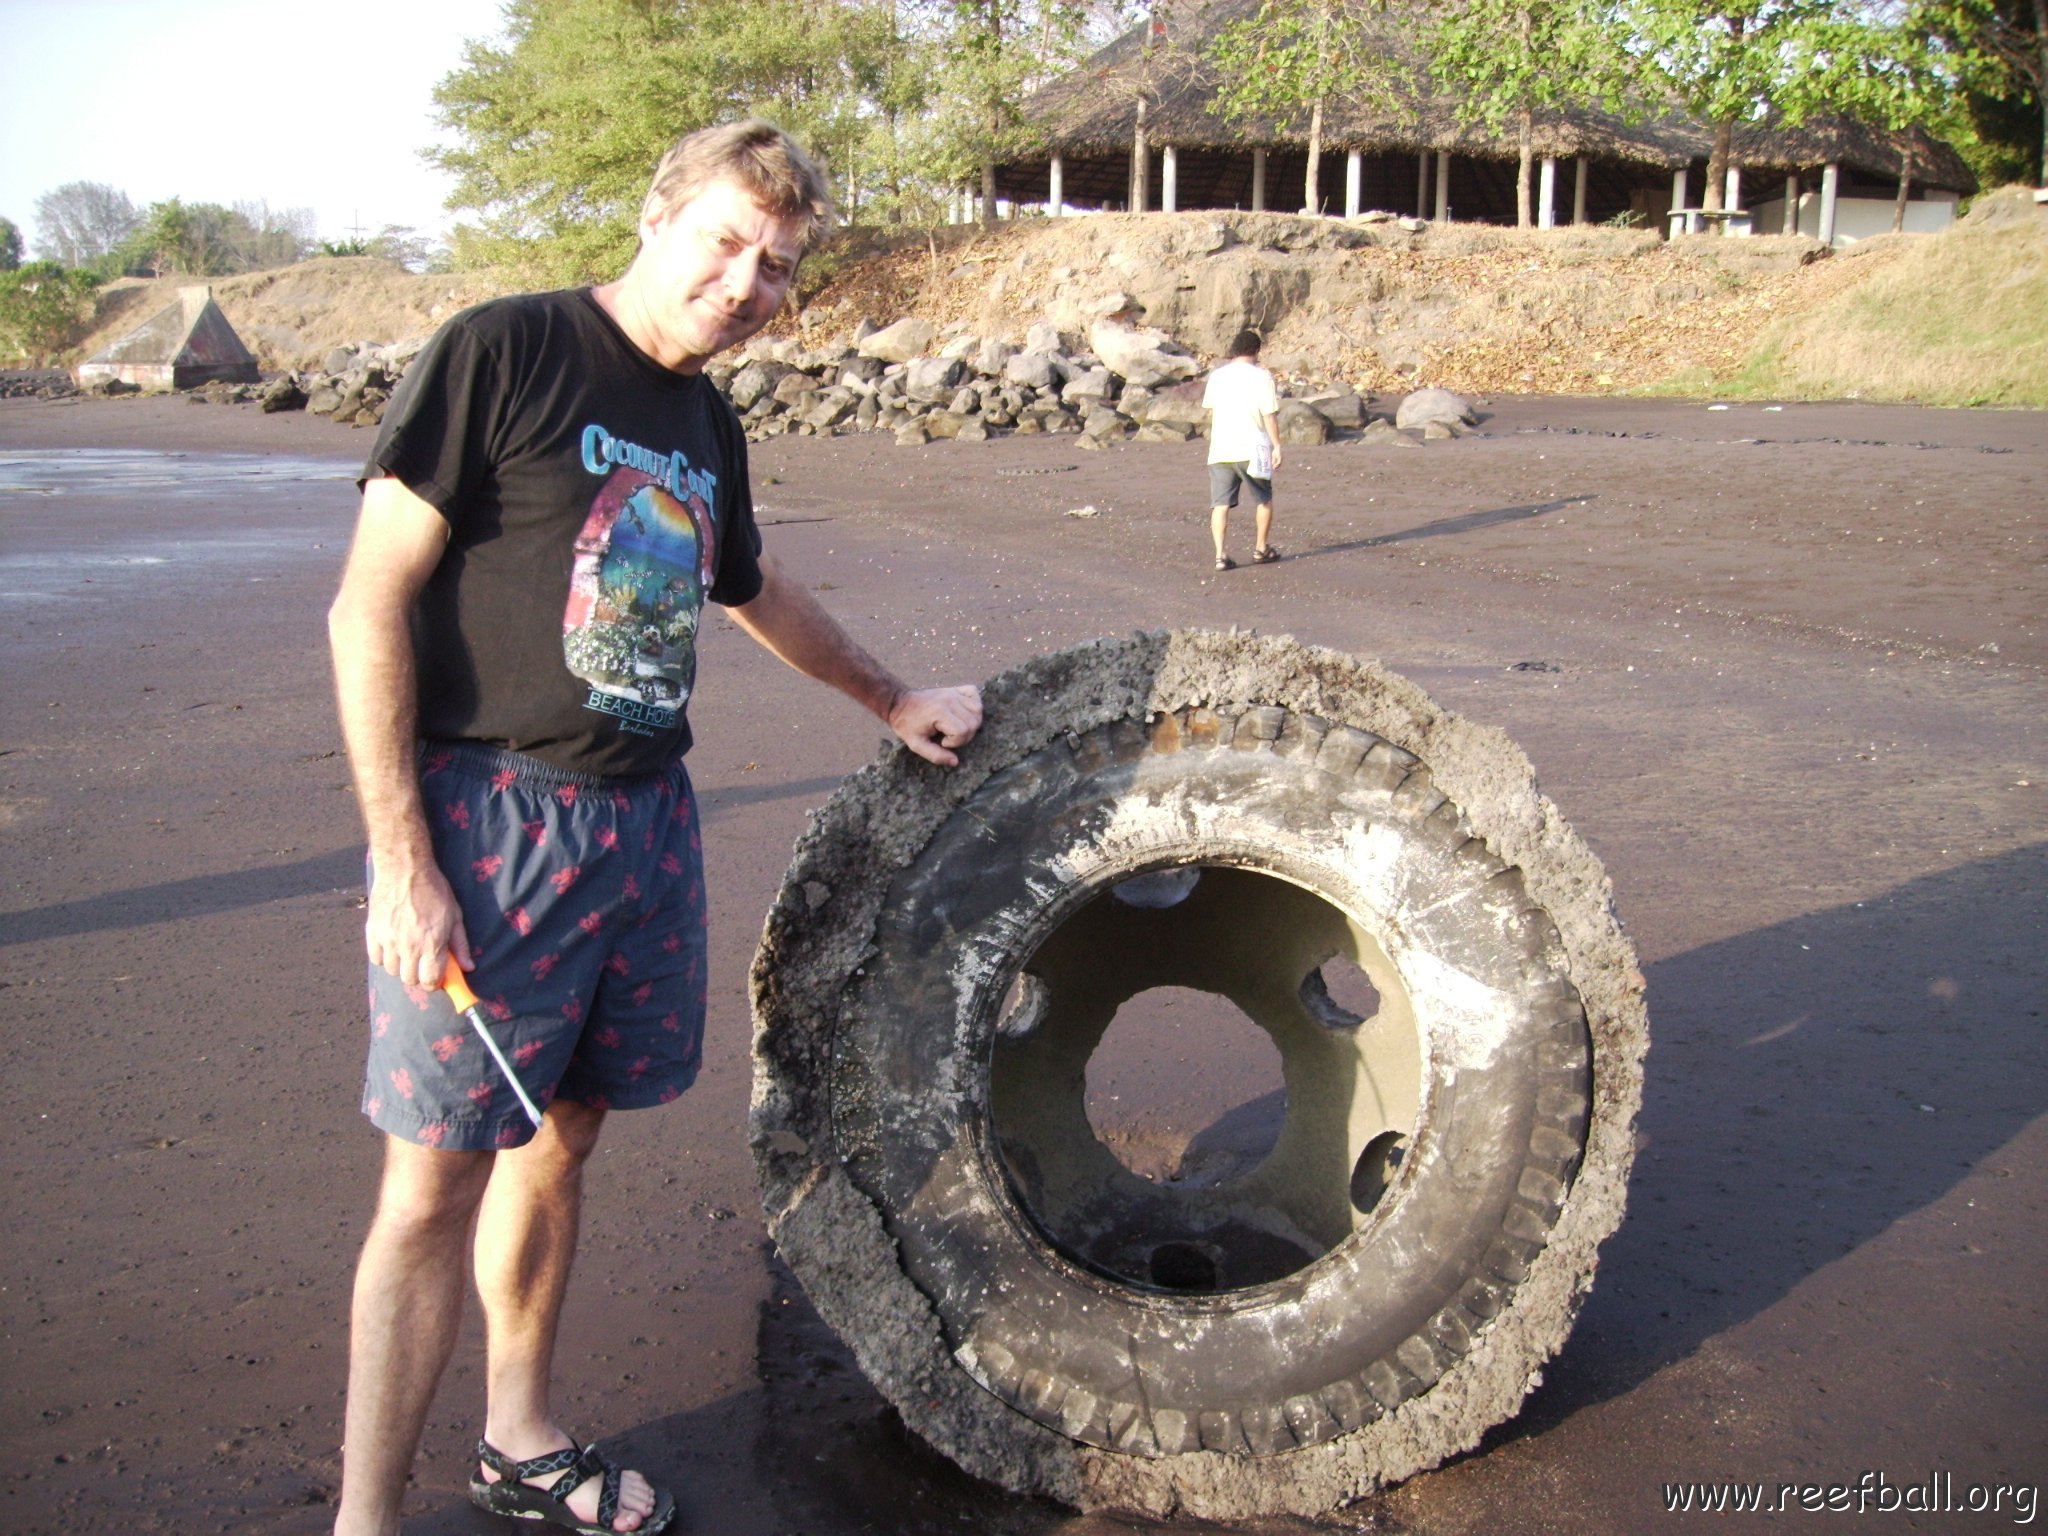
left=1363, top=418, right=1423, bottom=448
left=1302, top=390, right=1367, bottom=429
left=1024, top=321, right=1071, bottom=354
left=260, top=376, right=308, bottom=414
left=1004, top=351, right=1057, bottom=391
left=975, top=338, right=1017, bottom=376
left=1395, top=387, right=1476, bottom=430
left=1276, top=399, right=1332, bottom=445
left=1061, top=366, right=1117, bottom=406
left=1134, top=419, right=1199, bottom=444
left=727, top=360, right=792, bottom=410
left=1083, top=407, right=1129, bottom=440
left=1135, top=389, right=1209, bottom=431
left=771, top=369, right=817, bottom=406
left=904, top=356, right=966, bottom=404
left=858, top=317, right=937, bottom=364
left=1088, top=320, right=1198, bottom=388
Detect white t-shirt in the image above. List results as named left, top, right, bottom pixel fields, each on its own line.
left=1201, top=358, right=1280, bottom=466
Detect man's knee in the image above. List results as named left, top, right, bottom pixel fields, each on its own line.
left=530, top=1099, right=608, bottom=1165
left=371, top=1138, right=493, bottom=1237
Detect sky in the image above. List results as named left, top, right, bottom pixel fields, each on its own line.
left=0, top=0, right=512, bottom=255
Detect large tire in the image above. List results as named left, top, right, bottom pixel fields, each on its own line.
left=751, top=631, right=1646, bottom=1519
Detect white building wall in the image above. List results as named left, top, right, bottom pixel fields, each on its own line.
left=1748, top=190, right=1959, bottom=246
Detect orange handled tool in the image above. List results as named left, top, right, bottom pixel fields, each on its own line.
left=442, top=957, right=543, bottom=1127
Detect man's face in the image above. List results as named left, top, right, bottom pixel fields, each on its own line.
left=632, top=178, right=805, bottom=371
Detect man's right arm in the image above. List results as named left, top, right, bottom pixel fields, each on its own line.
left=327, top=475, right=468, bottom=988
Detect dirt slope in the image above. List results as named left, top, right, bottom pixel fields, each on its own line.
left=59, top=194, right=2048, bottom=404
left=69, top=257, right=504, bottom=372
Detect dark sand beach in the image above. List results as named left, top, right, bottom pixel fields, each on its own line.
left=2, top=392, right=2041, bottom=1533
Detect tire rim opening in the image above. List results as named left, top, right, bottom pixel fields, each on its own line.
left=991, top=864, right=1423, bottom=1293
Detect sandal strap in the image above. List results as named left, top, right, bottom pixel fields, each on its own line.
left=476, top=1436, right=587, bottom=1486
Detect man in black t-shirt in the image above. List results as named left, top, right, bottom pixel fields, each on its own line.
left=326, top=121, right=981, bottom=1536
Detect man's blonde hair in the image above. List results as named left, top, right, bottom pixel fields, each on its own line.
left=641, top=119, right=834, bottom=250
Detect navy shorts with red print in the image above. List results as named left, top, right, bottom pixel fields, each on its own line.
left=363, top=742, right=708, bottom=1151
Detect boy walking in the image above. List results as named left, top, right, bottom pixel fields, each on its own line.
left=1201, top=328, right=1283, bottom=570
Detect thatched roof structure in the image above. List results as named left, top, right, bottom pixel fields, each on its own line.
left=1003, top=0, right=1972, bottom=203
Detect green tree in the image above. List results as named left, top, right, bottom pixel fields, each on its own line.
left=31, top=181, right=138, bottom=266
left=1210, top=0, right=1406, bottom=214
left=431, top=0, right=906, bottom=281
left=1422, top=0, right=1633, bottom=226
left=0, top=217, right=22, bottom=272
left=1624, top=0, right=1950, bottom=213
left=0, top=262, right=100, bottom=365
left=1916, top=0, right=2047, bottom=182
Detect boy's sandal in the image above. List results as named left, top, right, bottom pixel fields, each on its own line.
left=1252, top=545, right=1282, bottom=564
left=470, top=1438, right=676, bottom=1535
left=1215, top=554, right=1236, bottom=571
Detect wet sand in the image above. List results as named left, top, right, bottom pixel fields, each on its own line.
left=1, top=392, right=2042, bottom=1534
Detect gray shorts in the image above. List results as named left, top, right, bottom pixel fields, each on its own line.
left=1209, top=462, right=1274, bottom=508
left=362, top=743, right=708, bottom=1151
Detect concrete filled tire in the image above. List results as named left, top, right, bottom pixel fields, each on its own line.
left=751, top=631, right=1646, bottom=1518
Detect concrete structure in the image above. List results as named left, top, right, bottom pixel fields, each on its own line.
left=74, top=286, right=259, bottom=391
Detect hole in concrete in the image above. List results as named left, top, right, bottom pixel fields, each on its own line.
left=1350, top=1131, right=1408, bottom=1214
left=1148, top=1241, right=1220, bottom=1292
left=1085, top=986, right=1285, bottom=1184
left=1301, top=955, right=1381, bottom=1029
left=990, top=864, right=1422, bottom=1292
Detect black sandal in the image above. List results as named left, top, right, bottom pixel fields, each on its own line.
left=470, top=1438, right=675, bottom=1534
left=1215, top=554, right=1236, bottom=571
left=1252, top=544, right=1282, bottom=564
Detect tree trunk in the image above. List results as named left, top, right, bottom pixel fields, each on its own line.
left=1305, top=98, right=1324, bottom=214
left=1132, top=96, right=1149, bottom=212
left=982, top=161, right=998, bottom=227
left=1704, top=118, right=1732, bottom=213
left=1892, top=140, right=1914, bottom=233
left=1516, top=110, right=1534, bottom=228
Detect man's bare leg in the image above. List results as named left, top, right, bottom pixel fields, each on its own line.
left=473, top=1100, right=660, bottom=1531
left=1254, top=501, right=1274, bottom=557
left=335, top=1138, right=494, bottom=1536
left=1211, top=503, right=1232, bottom=563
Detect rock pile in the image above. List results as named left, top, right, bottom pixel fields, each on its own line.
left=697, top=316, right=1418, bottom=450
left=151, top=316, right=1475, bottom=449
left=212, top=338, right=430, bottom=424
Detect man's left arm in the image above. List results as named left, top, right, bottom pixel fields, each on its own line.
left=726, top=556, right=983, bottom=766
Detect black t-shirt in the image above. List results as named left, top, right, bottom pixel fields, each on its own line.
left=364, top=289, right=764, bottom=776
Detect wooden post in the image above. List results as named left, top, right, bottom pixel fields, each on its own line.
left=1671, top=167, right=1691, bottom=233
left=1538, top=156, right=1557, bottom=228
left=1345, top=150, right=1363, bottom=217
left=1819, top=161, right=1840, bottom=246
left=1573, top=155, right=1589, bottom=225
left=1251, top=147, right=1267, bottom=212
left=1435, top=150, right=1451, bottom=221
left=1784, top=173, right=1800, bottom=235
left=1049, top=154, right=1063, bottom=217
left=1417, top=151, right=1431, bottom=217
left=1162, top=144, right=1178, bottom=213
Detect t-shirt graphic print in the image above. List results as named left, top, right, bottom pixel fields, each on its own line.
left=563, top=462, right=718, bottom=737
